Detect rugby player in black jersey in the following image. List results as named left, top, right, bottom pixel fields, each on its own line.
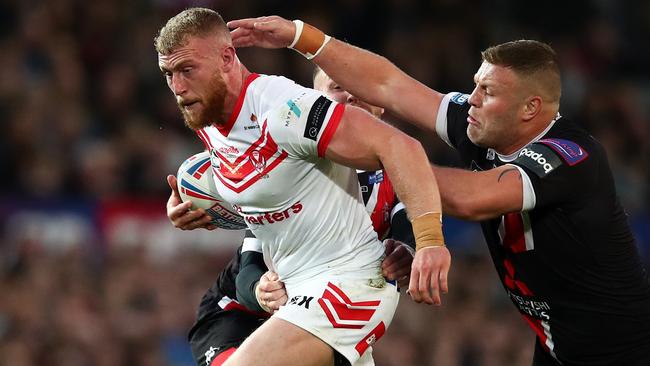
left=172, top=68, right=415, bottom=366
left=228, top=17, right=650, bottom=365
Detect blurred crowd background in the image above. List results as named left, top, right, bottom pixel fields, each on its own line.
left=0, top=0, right=648, bottom=365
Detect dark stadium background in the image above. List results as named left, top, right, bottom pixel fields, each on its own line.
left=0, top=0, right=648, bottom=364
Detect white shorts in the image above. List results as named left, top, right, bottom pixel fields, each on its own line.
left=274, top=275, right=399, bottom=365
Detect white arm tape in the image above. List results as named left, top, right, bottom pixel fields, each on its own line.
left=307, top=35, right=331, bottom=60
left=289, top=20, right=304, bottom=49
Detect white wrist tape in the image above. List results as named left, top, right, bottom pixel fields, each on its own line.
left=289, top=20, right=304, bottom=49
left=307, top=35, right=331, bottom=60
left=288, top=19, right=331, bottom=60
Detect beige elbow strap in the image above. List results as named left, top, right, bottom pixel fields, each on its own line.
left=412, top=212, right=445, bottom=251
left=289, top=20, right=331, bottom=60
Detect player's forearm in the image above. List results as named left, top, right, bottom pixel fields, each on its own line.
left=432, top=165, right=522, bottom=221
left=380, top=135, right=445, bottom=251
left=379, top=135, right=441, bottom=219
left=235, top=252, right=268, bottom=313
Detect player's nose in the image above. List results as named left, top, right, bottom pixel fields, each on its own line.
left=171, top=75, right=188, bottom=96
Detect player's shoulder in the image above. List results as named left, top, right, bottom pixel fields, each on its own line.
left=251, top=74, right=320, bottom=111
left=250, top=74, right=301, bottom=94
left=513, top=118, right=601, bottom=178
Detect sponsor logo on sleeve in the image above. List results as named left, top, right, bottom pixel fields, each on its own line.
left=538, top=138, right=589, bottom=166
left=286, top=100, right=302, bottom=118
left=514, top=143, right=563, bottom=177
left=303, top=95, right=332, bottom=141
left=450, top=93, right=470, bottom=105
left=368, top=170, right=384, bottom=185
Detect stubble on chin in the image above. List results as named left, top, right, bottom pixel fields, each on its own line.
left=179, top=105, right=208, bottom=131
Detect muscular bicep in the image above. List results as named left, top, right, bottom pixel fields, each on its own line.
left=389, top=77, right=444, bottom=133
left=435, top=165, right=525, bottom=221
left=317, top=38, right=444, bottom=133
left=324, top=105, right=402, bottom=170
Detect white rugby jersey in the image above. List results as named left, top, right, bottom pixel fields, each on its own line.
left=196, top=73, right=384, bottom=286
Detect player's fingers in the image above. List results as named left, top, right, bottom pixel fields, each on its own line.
left=175, top=209, right=209, bottom=228
left=259, top=273, right=282, bottom=291
left=226, top=18, right=259, bottom=30
left=381, top=254, right=396, bottom=274
left=179, top=216, right=212, bottom=231
left=189, top=215, right=214, bottom=230
left=383, top=239, right=396, bottom=255
left=168, top=200, right=192, bottom=220
left=384, top=245, right=413, bottom=277
left=270, top=294, right=288, bottom=312
left=269, top=287, right=287, bottom=301
left=382, top=257, right=403, bottom=279
left=267, top=271, right=279, bottom=281
left=407, top=268, right=422, bottom=303
left=252, top=17, right=284, bottom=32
left=419, top=268, right=435, bottom=305
left=440, top=261, right=450, bottom=294
left=229, top=28, right=250, bottom=43
left=261, top=282, right=284, bottom=294
left=386, top=257, right=411, bottom=281
left=429, top=269, right=441, bottom=305
left=167, top=174, right=180, bottom=195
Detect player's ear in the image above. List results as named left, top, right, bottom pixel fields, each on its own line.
left=221, top=46, right=236, bottom=72
left=522, top=96, right=542, bottom=122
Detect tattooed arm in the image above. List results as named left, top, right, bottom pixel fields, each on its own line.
left=432, top=165, right=523, bottom=221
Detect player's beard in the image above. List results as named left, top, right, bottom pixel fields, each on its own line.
left=179, top=72, right=227, bottom=130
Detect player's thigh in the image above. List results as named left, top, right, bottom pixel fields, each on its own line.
left=222, top=317, right=335, bottom=366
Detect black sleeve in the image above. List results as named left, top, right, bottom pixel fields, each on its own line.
left=235, top=231, right=268, bottom=313
left=441, top=92, right=472, bottom=149
left=389, top=208, right=415, bottom=249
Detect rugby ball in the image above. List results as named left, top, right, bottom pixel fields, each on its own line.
left=176, top=151, right=247, bottom=230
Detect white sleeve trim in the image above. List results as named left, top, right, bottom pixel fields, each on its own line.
left=507, top=164, right=536, bottom=211
left=390, top=202, right=406, bottom=220
left=435, top=93, right=454, bottom=148
left=242, top=237, right=263, bottom=253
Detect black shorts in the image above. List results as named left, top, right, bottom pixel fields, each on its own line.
left=188, top=309, right=351, bottom=366
left=188, top=310, right=266, bottom=366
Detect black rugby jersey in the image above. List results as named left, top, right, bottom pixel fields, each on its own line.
left=437, top=92, right=650, bottom=365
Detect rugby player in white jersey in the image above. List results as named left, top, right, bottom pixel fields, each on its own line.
left=157, top=8, right=450, bottom=366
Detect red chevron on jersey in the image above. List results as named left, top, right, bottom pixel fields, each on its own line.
left=318, top=282, right=380, bottom=329
left=200, top=120, right=289, bottom=193
left=203, top=123, right=268, bottom=176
